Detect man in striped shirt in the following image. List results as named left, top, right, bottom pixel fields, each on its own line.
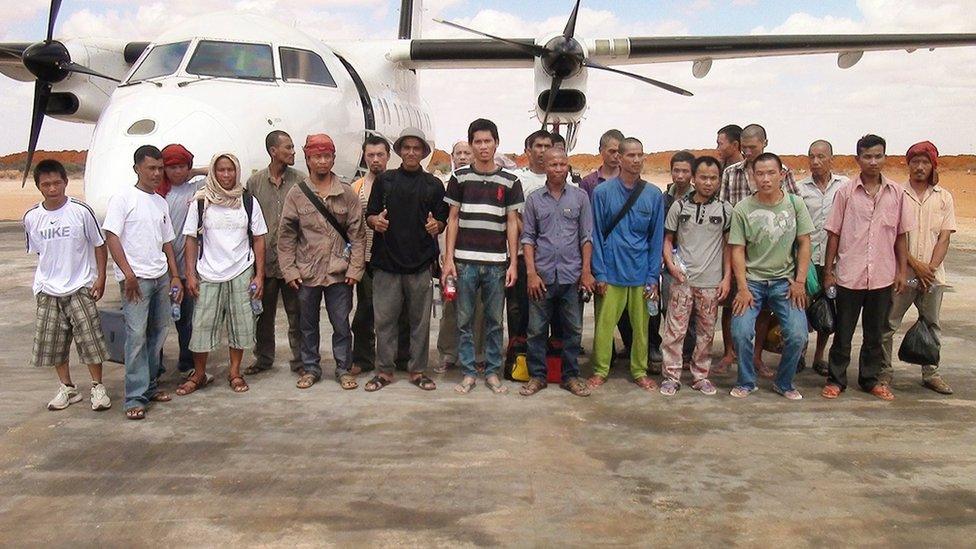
left=442, top=118, right=524, bottom=395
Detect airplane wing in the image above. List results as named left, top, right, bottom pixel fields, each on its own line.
left=395, top=34, right=976, bottom=70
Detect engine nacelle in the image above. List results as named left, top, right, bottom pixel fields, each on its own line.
left=534, top=34, right=588, bottom=126
left=49, top=38, right=132, bottom=124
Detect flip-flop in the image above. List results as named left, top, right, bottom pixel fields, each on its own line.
left=485, top=377, right=508, bottom=394
left=454, top=378, right=476, bottom=394
left=296, top=373, right=317, bottom=389
left=338, top=373, right=359, bottom=390
left=125, top=407, right=146, bottom=420
left=150, top=391, right=172, bottom=402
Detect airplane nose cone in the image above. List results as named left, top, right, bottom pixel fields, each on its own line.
left=84, top=91, right=241, bottom=217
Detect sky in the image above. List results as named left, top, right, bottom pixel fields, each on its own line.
left=1, top=0, right=975, bottom=156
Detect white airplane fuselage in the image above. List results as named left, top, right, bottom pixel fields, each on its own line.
left=84, top=13, right=433, bottom=218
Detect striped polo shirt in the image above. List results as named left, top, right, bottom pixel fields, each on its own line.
left=444, top=166, right=524, bottom=265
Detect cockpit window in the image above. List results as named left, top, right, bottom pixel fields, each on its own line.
left=280, top=47, right=337, bottom=87
left=186, top=40, right=274, bottom=81
left=128, top=41, right=190, bottom=82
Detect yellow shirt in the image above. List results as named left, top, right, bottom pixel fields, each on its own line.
left=903, top=183, right=956, bottom=285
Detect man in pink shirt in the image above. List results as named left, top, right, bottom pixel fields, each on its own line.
left=821, top=134, right=915, bottom=401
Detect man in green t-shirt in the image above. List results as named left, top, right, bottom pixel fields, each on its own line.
left=728, top=153, right=814, bottom=400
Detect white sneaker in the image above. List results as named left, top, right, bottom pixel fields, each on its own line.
left=48, top=383, right=82, bottom=410
left=90, top=382, right=112, bottom=411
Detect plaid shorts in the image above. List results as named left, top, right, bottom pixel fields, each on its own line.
left=32, top=289, right=109, bottom=368
left=189, top=267, right=256, bottom=352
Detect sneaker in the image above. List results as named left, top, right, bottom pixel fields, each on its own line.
left=773, top=385, right=803, bottom=401
left=659, top=379, right=679, bottom=396
left=48, top=383, right=82, bottom=410
left=692, top=379, right=717, bottom=395
left=90, top=382, right=112, bottom=411
left=729, top=385, right=758, bottom=398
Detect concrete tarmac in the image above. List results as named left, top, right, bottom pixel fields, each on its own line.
left=1, top=222, right=974, bottom=547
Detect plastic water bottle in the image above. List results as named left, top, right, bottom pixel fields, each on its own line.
left=645, top=285, right=659, bottom=316
left=170, top=287, right=182, bottom=321
left=673, top=251, right=688, bottom=275
left=825, top=285, right=837, bottom=299
left=249, top=283, right=264, bottom=315
left=443, top=275, right=457, bottom=302
left=906, top=277, right=935, bottom=294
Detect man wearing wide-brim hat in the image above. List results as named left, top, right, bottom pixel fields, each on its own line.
left=363, top=127, right=449, bottom=391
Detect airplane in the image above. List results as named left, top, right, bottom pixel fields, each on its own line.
left=1, top=0, right=975, bottom=218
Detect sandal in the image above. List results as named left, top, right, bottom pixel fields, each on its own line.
left=229, top=376, right=249, bottom=393
left=587, top=375, right=606, bottom=388
left=821, top=384, right=842, bottom=399
left=125, top=407, right=146, bottom=420
left=560, top=377, right=591, bottom=397
left=519, top=378, right=547, bottom=396
left=176, top=375, right=210, bottom=396
left=364, top=375, right=392, bottom=392
left=243, top=363, right=271, bottom=376
left=338, top=373, right=359, bottom=390
left=296, top=373, right=317, bottom=389
left=410, top=374, right=437, bottom=391
left=454, top=377, right=476, bottom=394
left=150, top=391, right=172, bottom=402
left=634, top=376, right=657, bottom=392
left=485, top=376, right=508, bottom=395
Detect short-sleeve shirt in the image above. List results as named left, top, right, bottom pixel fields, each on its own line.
left=102, top=185, right=176, bottom=282
left=904, top=184, right=957, bottom=285
left=720, top=160, right=799, bottom=206
left=444, top=166, right=524, bottom=265
left=729, top=192, right=815, bottom=281
left=665, top=196, right=732, bottom=288
left=183, top=200, right=269, bottom=282
left=825, top=175, right=916, bottom=290
left=24, top=199, right=105, bottom=296
left=165, top=176, right=205, bottom=278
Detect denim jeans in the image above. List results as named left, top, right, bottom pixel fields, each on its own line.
left=298, top=283, right=353, bottom=381
left=731, top=278, right=808, bottom=391
left=456, top=261, right=505, bottom=378
left=527, top=283, right=582, bottom=382
left=120, top=275, right=170, bottom=410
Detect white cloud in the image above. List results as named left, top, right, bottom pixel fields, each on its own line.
left=1, top=0, right=976, bottom=157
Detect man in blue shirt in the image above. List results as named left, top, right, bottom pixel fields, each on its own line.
left=589, top=137, right=665, bottom=391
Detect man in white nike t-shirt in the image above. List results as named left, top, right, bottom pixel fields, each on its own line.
left=103, top=145, right=184, bottom=420
left=24, top=159, right=112, bottom=412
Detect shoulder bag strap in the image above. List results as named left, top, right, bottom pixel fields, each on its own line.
left=298, top=181, right=351, bottom=244
left=602, top=180, right=646, bottom=240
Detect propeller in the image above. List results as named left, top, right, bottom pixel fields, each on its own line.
left=13, top=0, right=120, bottom=186
left=435, top=0, right=693, bottom=129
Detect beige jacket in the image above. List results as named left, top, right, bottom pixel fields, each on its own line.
left=277, top=176, right=366, bottom=286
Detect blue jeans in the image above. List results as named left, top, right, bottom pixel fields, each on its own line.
left=456, top=262, right=505, bottom=378
left=298, top=283, right=353, bottom=381
left=731, top=279, right=808, bottom=391
left=527, top=283, right=582, bottom=382
left=121, top=275, right=171, bottom=410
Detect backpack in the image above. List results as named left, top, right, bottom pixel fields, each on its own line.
left=196, top=190, right=254, bottom=259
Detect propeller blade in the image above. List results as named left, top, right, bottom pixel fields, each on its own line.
left=61, top=61, right=120, bottom=82
left=46, top=0, right=63, bottom=44
left=23, top=81, right=52, bottom=187
left=583, top=59, right=694, bottom=96
left=541, top=76, right=563, bottom=127
left=563, top=0, right=582, bottom=40
left=432, top=18, right=550, bottom=57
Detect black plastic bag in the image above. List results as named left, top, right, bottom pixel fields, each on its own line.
left=898, top=318, right=940, bottom=365
left=807, top=295, right=835, bottom=335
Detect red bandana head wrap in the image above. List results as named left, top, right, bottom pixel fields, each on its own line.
left=906, top=141, right=939, bottom=186
left=157, top=143, right=195, bottom=197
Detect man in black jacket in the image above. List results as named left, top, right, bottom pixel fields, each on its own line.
left=364, top=127, right=449, bottom=391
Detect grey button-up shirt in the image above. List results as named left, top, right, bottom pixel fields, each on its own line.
left=520, top=183, right=593, bottom=285
left=247, top=165, right=307, bottom=279
left=797, top=173, right=848, bottom=266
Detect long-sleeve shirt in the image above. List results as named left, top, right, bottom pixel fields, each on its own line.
left=366, top=167, right=449, bottom=274
left=520, top=184, right=593, bottom=285
left=590, top=177, right=665, bottom=287
left=277, top=176, right=365, bottom=287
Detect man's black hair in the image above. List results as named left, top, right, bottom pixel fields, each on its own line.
left=752, top=152, right=783, bottom=170
left=524, top=129, right=552, bottom=151
left=741, top=123, right=767, bottom=142
left=809, top=139, right=834, bottom=155
left=856, top=134, right=887, bottom=156
left=362, top=134, right=391, bottom=153
left=550, top=133, right=567, bottom=147
left=717, top=124, right=742, bottom=145
left=619, top=137, right=643, bottom=154
left=265, top=130, right=291, bottom=154
left=599, top=129, right=625, bottom=151
left=692, top=155, right=722, bottom=176
left=33, top=159, right=67, bottom=186
left=134, top=145, right=162, bottom=165
left=467, top=118, right=499, bottom=143
left=670, top=150, right=695, bottom=169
